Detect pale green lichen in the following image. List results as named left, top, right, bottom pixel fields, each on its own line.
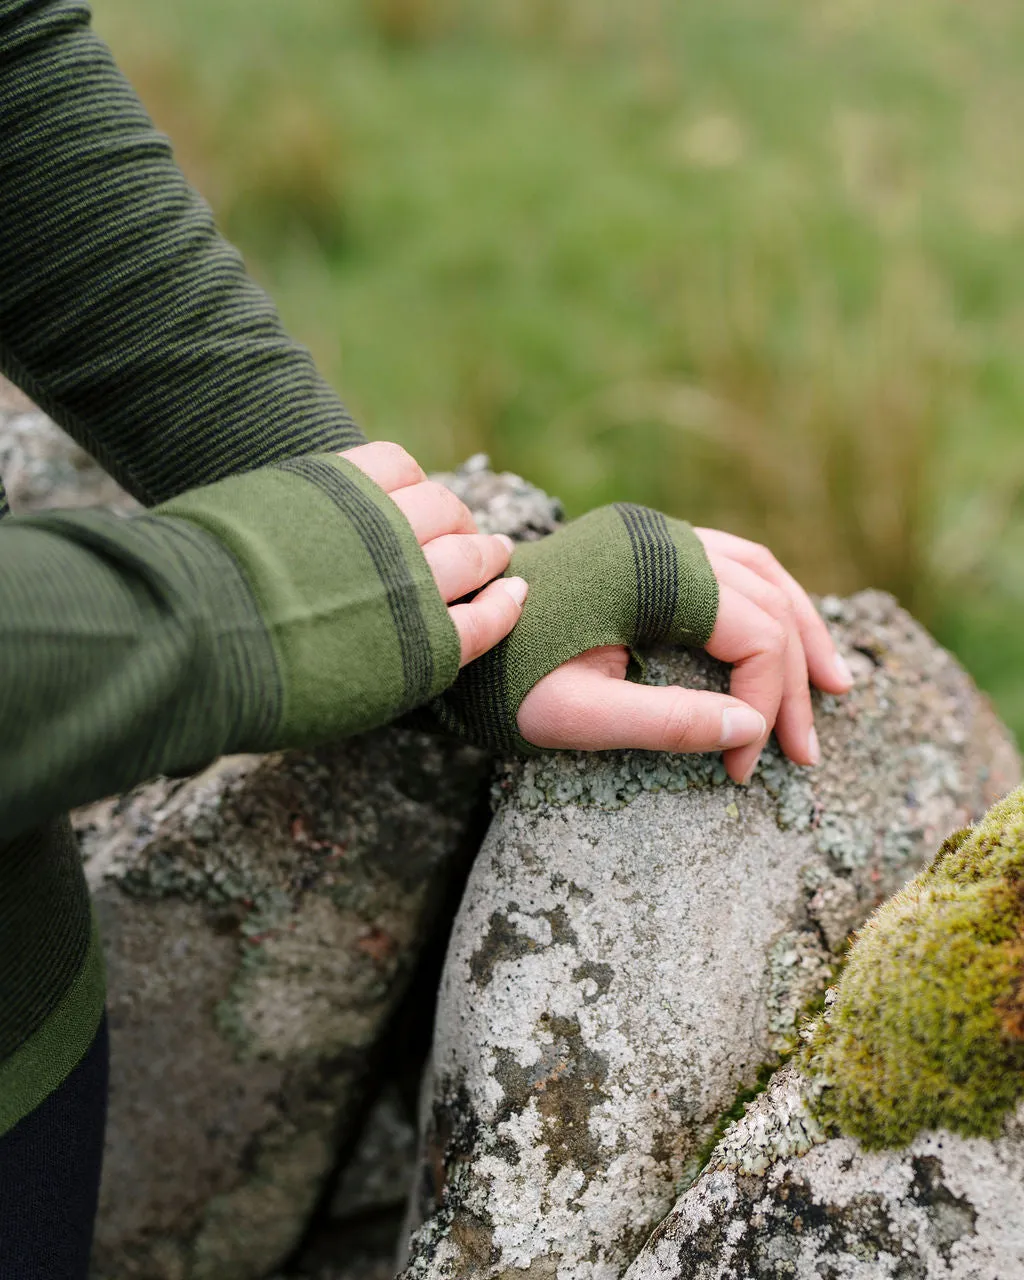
left=764, top=930, right=835, bottom=1053
left=497, top=744, right=728, bottom=812
left=499, top=735, right=815, bottom=833
left=706, top=1066, right=831, bottom=1177
left=802, top=785, right=1024, bottom=1148
left=494, top=646, right=815, bottom=824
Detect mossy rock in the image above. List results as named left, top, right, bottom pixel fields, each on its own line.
left=804, top=786, right=1024, bottom=1148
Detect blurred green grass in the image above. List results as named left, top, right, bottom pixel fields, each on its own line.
left=92, top=0, right=1024, bottom=740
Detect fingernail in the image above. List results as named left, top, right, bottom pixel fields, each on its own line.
left=834, top=653, right=854, bottom=688
left=740, top=753, right=761, bottom=785
left=807, top=726, right=820, bottom=766
left=500, top=576, right=528, bottom=607
left=496, top=534, right=516, bottom=554
left=720, top=707, right=767, bottom=749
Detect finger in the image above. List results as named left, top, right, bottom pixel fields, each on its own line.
left=705, top=583, right=788, bottom=784
left=339, top=441, right=426, bottom=493
left=450, top=576, right=528, bottom=667
left=423, top=533, right=515, bottom=603
left=518, top=659, right=767, bottom=753
left=711, top=556, right=817, bottom=767
left=389, top=480, right=477, bottom=544
left=695, top=528, right=853, bottom=693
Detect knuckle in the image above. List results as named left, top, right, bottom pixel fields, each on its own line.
left=462, top=537, right=487, bottom=583
left=762, top=621, right=789, bottom=656
left=756, top=545, right=785, bottom=577
left=378, top=441, right=423, bottom=485
left=661, top=693, right=702, bottom=747
left=376, top=440, right=414, bottom=467
left=429, top=481, right=462, bottom=512
left=761, top=584, right=792, bottom=621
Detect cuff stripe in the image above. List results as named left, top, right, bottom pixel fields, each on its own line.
left=277, top=457, right=436, bottom=709
left=615, top=503, right=679, bottom=644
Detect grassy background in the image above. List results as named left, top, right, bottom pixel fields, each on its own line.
left=91, top=0, right=1024, bottom=740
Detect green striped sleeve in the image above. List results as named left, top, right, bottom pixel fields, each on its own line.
left=0, top=454, right=460, bottom=838
left=0, top=0, right=365, bottom=507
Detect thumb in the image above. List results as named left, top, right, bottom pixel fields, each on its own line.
left=518, top=663, right=766, bottom=753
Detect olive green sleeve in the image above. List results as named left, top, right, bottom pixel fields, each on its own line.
left=0, top=455, right=459, bottom=838
left=0, top=0, right=365, bottom=507
left=432, top=503, right=719, bottom=752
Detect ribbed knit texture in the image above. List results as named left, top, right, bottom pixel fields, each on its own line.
left=158, top=454, right=461, bottom=749
left=0, top=505, right=281, bottom=841
left=0, top=0, right=366, bottom=505
left=435, top=503, right=720, bottom=751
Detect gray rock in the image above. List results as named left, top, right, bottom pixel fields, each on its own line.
left=401, top=592, right=1019, bottom=1280
left=625, top=1065, right=1024, bottom=1279
left=0, top=392, right=138, bottom=514
left=83, top=736, right=491, bottom=1280
left=331, top=1084, right=419, bottom=1224
left=434, top=453, right=563, bottom=542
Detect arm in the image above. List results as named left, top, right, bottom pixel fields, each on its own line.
left=0, top=452, right=465, bottom=838
left=0, top=0, right=364, bottom=504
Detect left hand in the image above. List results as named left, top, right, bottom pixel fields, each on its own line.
left=517, top=528, right=854, bottom=784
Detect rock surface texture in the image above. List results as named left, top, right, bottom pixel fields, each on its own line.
left=0, top=382, right=139, bottom=513
left=624, top=1064, right=1024, bottom=1279
left=402, top=592, right=1019, bottom=1280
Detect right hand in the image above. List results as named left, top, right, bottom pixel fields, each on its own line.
left=518, top=528, right=853, bottom=783
left=342, top=442, right=527, bottom=667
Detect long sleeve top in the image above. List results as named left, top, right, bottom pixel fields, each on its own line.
left=0, top=0, right=461, bottom=1135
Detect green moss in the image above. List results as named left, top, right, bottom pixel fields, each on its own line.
left=803, top=785, right=1024, bottom=1148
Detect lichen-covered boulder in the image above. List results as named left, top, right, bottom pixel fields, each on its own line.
left=624, top=788, right=1024, bottom=1280
left=625, top=1064, right=1024, bottom=1279
left=402, top=592, right=1019, bottom=1280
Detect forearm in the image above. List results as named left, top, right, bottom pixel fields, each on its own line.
left=0, top=0, right=364, bottom=505
left=0, top=455, right=459, bottom=837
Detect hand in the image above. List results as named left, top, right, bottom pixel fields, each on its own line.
left=343, top=442, right=526, bottom=666
left=517, top=528, right=854, bottom=784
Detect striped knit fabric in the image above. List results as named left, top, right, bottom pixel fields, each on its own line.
left=433, top=503, right=720, bottom=752
left=0, top=0, right=365, bottom=505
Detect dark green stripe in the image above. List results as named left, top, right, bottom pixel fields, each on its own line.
left=615, top=503, right=679, bottom=644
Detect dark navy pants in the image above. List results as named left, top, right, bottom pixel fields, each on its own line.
left=0, top=1016, right=108, bottom=1279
